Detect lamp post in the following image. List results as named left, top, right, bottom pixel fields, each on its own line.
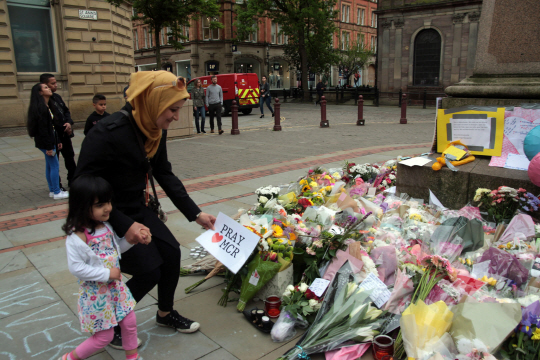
left=266, top=45, right=270, bottom=76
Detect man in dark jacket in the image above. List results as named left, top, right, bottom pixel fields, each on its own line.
left=315, top=80, right=326, bottom=106
left=40, top=73, right=77, bottom=188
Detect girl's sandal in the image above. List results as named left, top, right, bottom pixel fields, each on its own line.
left=58, top=354, right=70, bottom=360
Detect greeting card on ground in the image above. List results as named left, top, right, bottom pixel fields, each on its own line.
left=196, top=212, right=260, bottom=273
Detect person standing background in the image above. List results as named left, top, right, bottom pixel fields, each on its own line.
left=259, top=75, right=273, bottom=118
left=26, top=83, right=68, bottom=200
left=191, top=79, right=206, bottom=134
left=205, top=75, right=223, bottom=135
left=40, top=73, right=77, bottom=189
left=315, top=79, right=326, bottom=106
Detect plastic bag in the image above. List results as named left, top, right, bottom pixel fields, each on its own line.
left=477, top=247, right=529, bottom=286
left=271, top=310, right=309, bottom=342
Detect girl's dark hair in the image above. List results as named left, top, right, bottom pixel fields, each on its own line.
left=62, top=175, right=114, bottom=235
left=27, top=83, right=48, bottom=138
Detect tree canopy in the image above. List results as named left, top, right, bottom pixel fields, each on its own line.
left=108, top=0, right=223, bottom=69
left=234, top=0, right=339, bottom=99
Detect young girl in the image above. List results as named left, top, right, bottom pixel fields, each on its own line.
left=61, top=175, right=149, bottom=360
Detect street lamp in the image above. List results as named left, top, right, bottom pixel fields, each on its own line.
left=266, top=45, right=270, bottom=76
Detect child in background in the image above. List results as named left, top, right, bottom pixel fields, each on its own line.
left=60, top=175, right=150, bottom=360
left=84, top=95, right=110, bottom=136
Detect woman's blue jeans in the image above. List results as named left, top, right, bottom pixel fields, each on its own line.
left=194, top=106, right=206, bottom=132
left=40, top=148, right=61, bottom=194
left=260, top=96, right=273, bottom=115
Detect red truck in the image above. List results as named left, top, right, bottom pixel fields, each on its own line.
left=187, top=73, right=260, bottom=116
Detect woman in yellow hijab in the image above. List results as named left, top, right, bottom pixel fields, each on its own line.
left=75, top=71, right=216, bottom=349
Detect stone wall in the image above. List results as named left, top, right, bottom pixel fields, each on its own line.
left=0, top=0, right=134, bottom=128
left=377, top=0, right=482, bottom=105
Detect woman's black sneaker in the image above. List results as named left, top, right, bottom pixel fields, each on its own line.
left=156, top=310, right=200, bottom=333
left=109, top=328, right=143, bottom=350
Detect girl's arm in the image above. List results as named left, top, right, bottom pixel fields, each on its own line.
left=66, top=234, right=110, bottom=282
left=108, top=224, right=135, bottom=253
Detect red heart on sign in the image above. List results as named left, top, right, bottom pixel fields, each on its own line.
left=212, top=233, right=224, bottom=243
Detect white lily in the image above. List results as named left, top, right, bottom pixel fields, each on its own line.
left=365, top=304, right=383, bottom=320
left=346, top=283, right=358, bottom=298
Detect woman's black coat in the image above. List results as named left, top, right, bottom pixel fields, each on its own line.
left=74, top=103, right=201, bottom=273
left=32, top=104, right=64, bottom=150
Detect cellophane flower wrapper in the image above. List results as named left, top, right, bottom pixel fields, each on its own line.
left=497, top=213, right=536, bottom=244
left=424, top=279, right=468, bottom=306
left=423, top=220, right=467, bottom=263
left=384, top=268, right=415, bottom=314
left=370, top=245, right=398, bottom=286
left=400, top=300, right=454, bottom=360
left=237, top=256, right=282, bottom=312
left=279, top=261, right=384, bottom=360
left=477, top=247, right=529, bottom=286
left=270, top=310, right=309, bottom=343
left=450, top=302, right=522, bottom=353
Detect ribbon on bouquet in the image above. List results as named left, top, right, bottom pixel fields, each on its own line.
left=295, top=346, right=310, bottom=359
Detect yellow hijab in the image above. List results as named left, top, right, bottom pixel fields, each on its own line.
left=126, top=71, right=189, bottom=158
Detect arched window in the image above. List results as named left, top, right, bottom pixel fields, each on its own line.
left=413, top=29, right=441, bottom=86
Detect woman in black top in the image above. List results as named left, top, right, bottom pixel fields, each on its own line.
left=259, top=75, right=274, bottom=118
left=191, top=79, right=206, bottom=133
left=74, top=71, right=216, bottom=348
left=27, top=83, right=68, bottom=199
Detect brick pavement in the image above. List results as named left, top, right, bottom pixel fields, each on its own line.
left=0, top=103, right=435, bottom=214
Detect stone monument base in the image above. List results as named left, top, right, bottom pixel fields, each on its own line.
left=396, top=154, right=540, bottom=210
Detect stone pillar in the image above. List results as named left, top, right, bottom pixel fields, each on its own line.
left=444, top=0, right=540, bottom=107
left=393, top=19, right=403, bottom=91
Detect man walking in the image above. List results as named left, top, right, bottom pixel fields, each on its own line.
left=315, top=79, right=326, bottom=106
left=205, top=75, right=224, bottom=135
left=40, top=73, right=77, bottom=188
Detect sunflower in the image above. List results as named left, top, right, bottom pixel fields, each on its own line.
left=302, top=185, right=311, bottom=193
left=272, top=225, right=284, bottom=237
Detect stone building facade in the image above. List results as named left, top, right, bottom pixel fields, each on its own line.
left=133, top=0, right=378, bottom=90
left=376, top=0, right=482, bottom=105
left=0, top=0, right=133, bottom=128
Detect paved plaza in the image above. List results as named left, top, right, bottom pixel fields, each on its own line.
left=0, top=103, right=435, bottom=360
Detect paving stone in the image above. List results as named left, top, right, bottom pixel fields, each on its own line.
left=25, top=243, right=78, bottom=288
left=4, top=219, right=65, bottom=246
left=197, top=348, right=240, bottom=360
left=104, top=305, right=220, bottom=360
left=0, top=268, right=61, bottom=319
left=199, top=183, right=256, bottom=199
left=0, top=250, right=32, bottom=274
left=173, top=285, right=302, bottom=360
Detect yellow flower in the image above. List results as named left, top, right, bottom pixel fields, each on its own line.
left=332, top=172, right=341, bottom=180
left=325, top=186, right=332, bottom=192
left=506, top=242, right=513, bottom=249
left=309, top=181, right=318, bottom=188
left=487, top=277, right=497, bottom=286
left=302, top=185, right=311, bottom=193
left=272, top=225, right=284, bottom=237
left=532, top=328, right=540, bottom=340
left=299, top=179, right=308, bottom=185
left=324, top=175, right=331, bottom=180
left=466, top=258, right=472, bottom=266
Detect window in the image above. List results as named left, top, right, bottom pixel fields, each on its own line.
left=357, top=8, right=365, bottom=25
left=8, top=0, right=57, bottom=72
left=143, top=28, right=148, bottom=48
left=177, top=26, right=190, bottom=42
left=413, top=29, right=441, bottom=86
left=165, top=27, right=170, bottom=44
left=371, top=36, right=376, bottom=52
left=148, top=28, right=153, bottom=48
left=341, top=31, right=350, bottom=50
left=371, top=12, right=377, bottom=27
left=160, top=29, right=164, bottom=46
left=341, top=4, right=350, bottom=23
left=248, top=25, right=257, bottom=43
left=271, top=21, right=276, bottom=44
left=202, top=16, right=219, bottom=40
left=277, top=23, right=282, bottom=44
left=133, top=30, right=139, bottom=50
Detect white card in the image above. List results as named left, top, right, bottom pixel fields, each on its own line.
left=308, top=278, right=330, bottom=298
left=359, top=273, right=392, bottom=308
left=196, top=212, right=260, bottom=274
left=329, top=225, right=345, bottom=236
left=249, top=270, right=260, bottom=286
left=368, top=187, right=377, bottom=196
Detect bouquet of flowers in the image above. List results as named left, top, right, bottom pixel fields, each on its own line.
left=344, top=162, right=380, bottom=183
left=278, top=261, right=384, bottom=360
left=474, top=186, right=522, bottom=224
left=255, top=185, right=281, bottom=205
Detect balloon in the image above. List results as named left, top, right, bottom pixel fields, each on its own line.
left=523, top=126, right=540, bottom=161
left=528, top=153, right=540, bottom=187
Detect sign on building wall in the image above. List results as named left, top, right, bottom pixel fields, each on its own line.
left=206, top=61, right=219, bottom=72
left=79, top=10, right=98, bottom=20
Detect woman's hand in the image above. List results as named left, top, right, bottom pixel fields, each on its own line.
left=125, top=222, right=151, bottom=245
left=109, top=267, right=122, bottom=281
left=195, top=212, right=216, bottom=231
left=58, top=143, right=63, bottom=151
left=46, top=150, right=54, bottom=156
left=194, top=106, right=197, bottom=111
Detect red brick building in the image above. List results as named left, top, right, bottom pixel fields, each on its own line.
left=132, top=0, right=377, bottom=89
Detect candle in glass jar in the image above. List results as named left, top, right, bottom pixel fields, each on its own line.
left=372, top=335, right=394, bottom=360
left=264, top=295, right=281, bottom=318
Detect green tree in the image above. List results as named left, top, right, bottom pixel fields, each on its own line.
left=234, top=0, right=338, bottom=100
left=335, top=42, right=374, bottom=86
left=108, top=0, right=223, bottom=69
